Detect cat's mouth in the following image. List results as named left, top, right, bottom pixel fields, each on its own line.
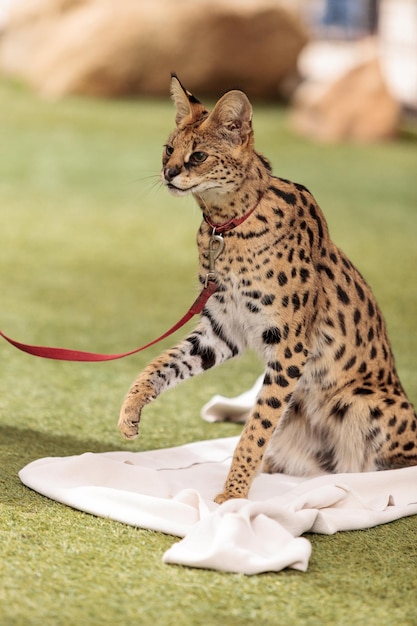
left=166, top=182, right=196, bottom=196
left=166, top=181, right=223, bottom=196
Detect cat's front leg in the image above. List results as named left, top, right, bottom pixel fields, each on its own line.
left=118, top=314, right=240, bottom=439
left=118, top=346, right=198, bottom=440
left=214, top=358, right=303, bottom=503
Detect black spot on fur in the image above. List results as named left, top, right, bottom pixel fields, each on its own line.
left=353, top=387, right=375, bottom=395
left=287, top=365, right=301, bottom=379
left=261, top=294, right=275, bottom=306
left=292, top=293, right=301, bottom=312
left=188, top=335, right=216, bottom=370
left=236, top=229, right=269, bottom=240
left=256, top=152, right=272, bottom=171
left=354, top=281, right=365, bottom=301
left=377, top=368, right=385, bottom=381
left=343, top=356, right=357, bottom=371
left=263, top=327, right=282, bottom=344
left=275, top=375, right=289, bottom=387
left=278, top=271, right=288, bottom=286
left=203, top=309, right=238, bottom=356
left=332, top=400, right=351, bottom=420
left=309, top=203, right=324, bottom=243
left=269, top=185, right=296, bottom=206
left=397, top=420, right=408, bottom=435
left=370, top=407, right=383, bottom=420
left=338, top=312, right=347, bottom=336
left=337, top=285, right=350, bottom=305
left=365, top=426, right=381, bottom=443
left=323, top=332, right=334, bottom=345
left=244, top=290, right=262, bottom=299
left=266, top=397, right=282, bottom=409
left=317, top=263, right=335, bottom=280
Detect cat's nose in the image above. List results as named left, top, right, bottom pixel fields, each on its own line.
left=164, top=165, right=182, bottom=182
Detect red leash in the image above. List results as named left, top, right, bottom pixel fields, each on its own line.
left=0, top=281, right=218, bottom=362
left=0, top=194, right=263, bottom=363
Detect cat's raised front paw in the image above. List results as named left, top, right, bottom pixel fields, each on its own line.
left=118, top=381, right=156, bottom=439
left=118, top=406, right=141, bottom=440
left=118, top=396, right=145, bottom=439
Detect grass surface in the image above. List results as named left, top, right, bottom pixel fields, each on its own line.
left=1, top=80, right=416, bottom=626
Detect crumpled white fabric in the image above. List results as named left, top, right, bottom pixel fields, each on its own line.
left=19, top=434, right=417, bottom=575
left=201, top=374, right=264, bottom=423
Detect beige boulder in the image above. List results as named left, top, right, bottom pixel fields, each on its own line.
left=291, top=51, right=400, bottom=143
left=0, top=0, right=308, bottom=99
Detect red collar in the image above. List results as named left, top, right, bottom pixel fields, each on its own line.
left=203, top=192, right=264, bottom=234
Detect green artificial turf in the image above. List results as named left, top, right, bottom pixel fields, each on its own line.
left=1, top=80, right=416, bottom=626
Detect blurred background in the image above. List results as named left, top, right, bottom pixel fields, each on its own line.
left=0, top=0, right=416, bottom=141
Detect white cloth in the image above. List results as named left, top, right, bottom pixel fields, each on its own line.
left=200, top=374, right=264, bottom=423
left=19, top=435, right=417, bottom=575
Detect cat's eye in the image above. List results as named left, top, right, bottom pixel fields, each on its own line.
left=190, top=151, right=207, bottom=164
left=165, top=144, right=174, bottom=157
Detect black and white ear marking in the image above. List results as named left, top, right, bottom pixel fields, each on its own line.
left=170, top=73, right=208, bottom=127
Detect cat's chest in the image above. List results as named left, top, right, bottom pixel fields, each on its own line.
left=199, top=234, right=278, bottom=349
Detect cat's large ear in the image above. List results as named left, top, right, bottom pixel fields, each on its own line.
left=209, top=90, right=253, bottom=143
left=170, top=74, right=207, bottom=127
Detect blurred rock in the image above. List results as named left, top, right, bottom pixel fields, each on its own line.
left=0, top=0, right=308, bottom=99
left=291, top=43, right=400, bottom=142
